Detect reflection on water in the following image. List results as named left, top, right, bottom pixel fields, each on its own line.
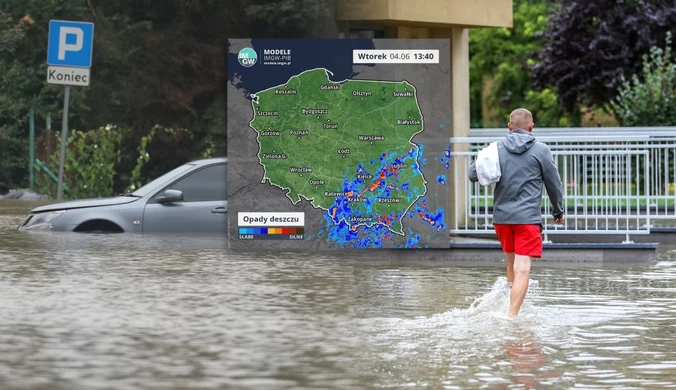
left=0, top=202, right=675, bottom=389
left=497, top=326, right=559, bottom=388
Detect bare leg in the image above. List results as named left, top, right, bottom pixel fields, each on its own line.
left=508, top=255, right=532, bottom=317
left=505, top=252, right=515, bottom=284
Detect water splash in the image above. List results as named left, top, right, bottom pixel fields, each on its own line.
left=413, top=277, right=540, bottom=327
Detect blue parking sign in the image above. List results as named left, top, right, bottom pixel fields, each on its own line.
left=47, top=20, right=94, bottom=68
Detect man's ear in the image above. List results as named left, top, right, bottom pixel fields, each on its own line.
left=528, top=122, right=534, bottom=132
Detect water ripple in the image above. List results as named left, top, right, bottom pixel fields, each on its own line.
left=0, top=204, right=674, bottom=389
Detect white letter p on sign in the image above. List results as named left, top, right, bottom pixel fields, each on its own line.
left=58, top=27, right=83, bottom=60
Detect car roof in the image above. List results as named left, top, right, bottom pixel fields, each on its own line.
left=188, top=157, right=228, bottom=166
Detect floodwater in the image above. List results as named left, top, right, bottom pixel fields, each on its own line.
left=1, top=201, right=675, bottom=389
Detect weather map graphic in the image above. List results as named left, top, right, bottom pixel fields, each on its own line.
left=250, top=68, right=427, bottom=236
left=227, top=39, right=451, bottom=249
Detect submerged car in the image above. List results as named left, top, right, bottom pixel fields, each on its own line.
left=18, top=158, right=227, bottom=233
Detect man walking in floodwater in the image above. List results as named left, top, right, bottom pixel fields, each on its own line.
left=469, top=108, right=565, bottom=317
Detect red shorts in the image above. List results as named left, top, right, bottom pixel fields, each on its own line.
left=494, top=224, right=543, bottom=258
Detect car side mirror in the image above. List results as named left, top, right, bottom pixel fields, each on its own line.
left=157, top=189, right=183, bottom=204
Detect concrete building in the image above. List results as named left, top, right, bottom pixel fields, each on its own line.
left=335, top=0, right=513, bottom=140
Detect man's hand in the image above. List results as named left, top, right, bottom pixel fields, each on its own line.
left=553, top=215, right=565, bottom=225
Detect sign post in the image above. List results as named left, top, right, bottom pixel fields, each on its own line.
left=47, top=20, right=94, bottom=200
left=29, top=108, right=35, bottom=188
left=56, top=86, right=70, bottom=201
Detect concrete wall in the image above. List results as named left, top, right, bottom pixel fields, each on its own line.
left=336, top=0, right=513, bottom=28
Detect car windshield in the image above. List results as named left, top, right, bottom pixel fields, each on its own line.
left=131, top=164, right=195, bottom=197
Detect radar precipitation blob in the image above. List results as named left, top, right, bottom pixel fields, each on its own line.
left=227, top=39, right=451, bottom=249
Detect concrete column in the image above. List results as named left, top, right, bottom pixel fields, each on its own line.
left=429, top=27, right=469, bottom=138
left=450, top=27, right=470, bottom=229
left=429, top=27, right=471, bottom=229
left=451, top=27, right=470, bottom=139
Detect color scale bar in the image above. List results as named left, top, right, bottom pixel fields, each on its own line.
left=238, top=227, right=304, bottom=235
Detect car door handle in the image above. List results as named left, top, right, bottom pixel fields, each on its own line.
left=211, top=207, right=227, bottom=214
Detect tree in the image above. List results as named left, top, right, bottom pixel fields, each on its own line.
left=0, top=0, right=335, bottom=192
left=610, top=33, right=676, bottom=126
left=0, top=7, right=73, bottom=188
left=533, top=0, right=676, bottom=117
left=470, top=0, right=567, bottom=127
left=245, top=0, right=336, bottom=37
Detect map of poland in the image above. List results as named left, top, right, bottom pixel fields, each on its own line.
left=249, top=68, right=427, bottom=235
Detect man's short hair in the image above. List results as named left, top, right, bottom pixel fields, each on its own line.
left=509, top=108, right=533, bottom=130
left=510, top=108, right=533, bottom=128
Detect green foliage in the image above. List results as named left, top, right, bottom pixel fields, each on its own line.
left=0, top=125, right=28, bottom=187
left=0, top=5, right=90, bottom=122
left=470, top=0, right=567, bottom=127
left=190, top=92, right=227, bottom=158
left=33, top=124, right=198, bottom=198
left=36, top=125, right=122, bottom=199
left=0, top=9, right=73, bottom=188
left=245, top=0, right=334, bottom=37
left=535, top=0, right=676, bottom=115
left=523, top=87, right=570, bottom=127
left=2, top=0, right=332, bottom=192
left=610, top=33, right=676, bottom=126
left=125, top=125, right=194, bottom=193
left=0, top=1, right=237, bottom=191
left=126, top=133, right=153, bottom=194
left=201, top=139, right=216, bottom=159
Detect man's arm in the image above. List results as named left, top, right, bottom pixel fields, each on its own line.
left=541, top=145, right=564, bottom=219
left=468, top=160, right=479, bottom=182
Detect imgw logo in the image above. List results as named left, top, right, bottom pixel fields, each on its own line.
left=238, top=47, right=257, bottom=67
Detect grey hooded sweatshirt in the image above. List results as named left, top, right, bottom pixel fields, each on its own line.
left=469, top=129, right=564, bottom=224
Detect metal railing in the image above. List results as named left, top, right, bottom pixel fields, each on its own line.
left=464, top=128, right=676, bottom=225
left=450, top=131, right=660, bottom=243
